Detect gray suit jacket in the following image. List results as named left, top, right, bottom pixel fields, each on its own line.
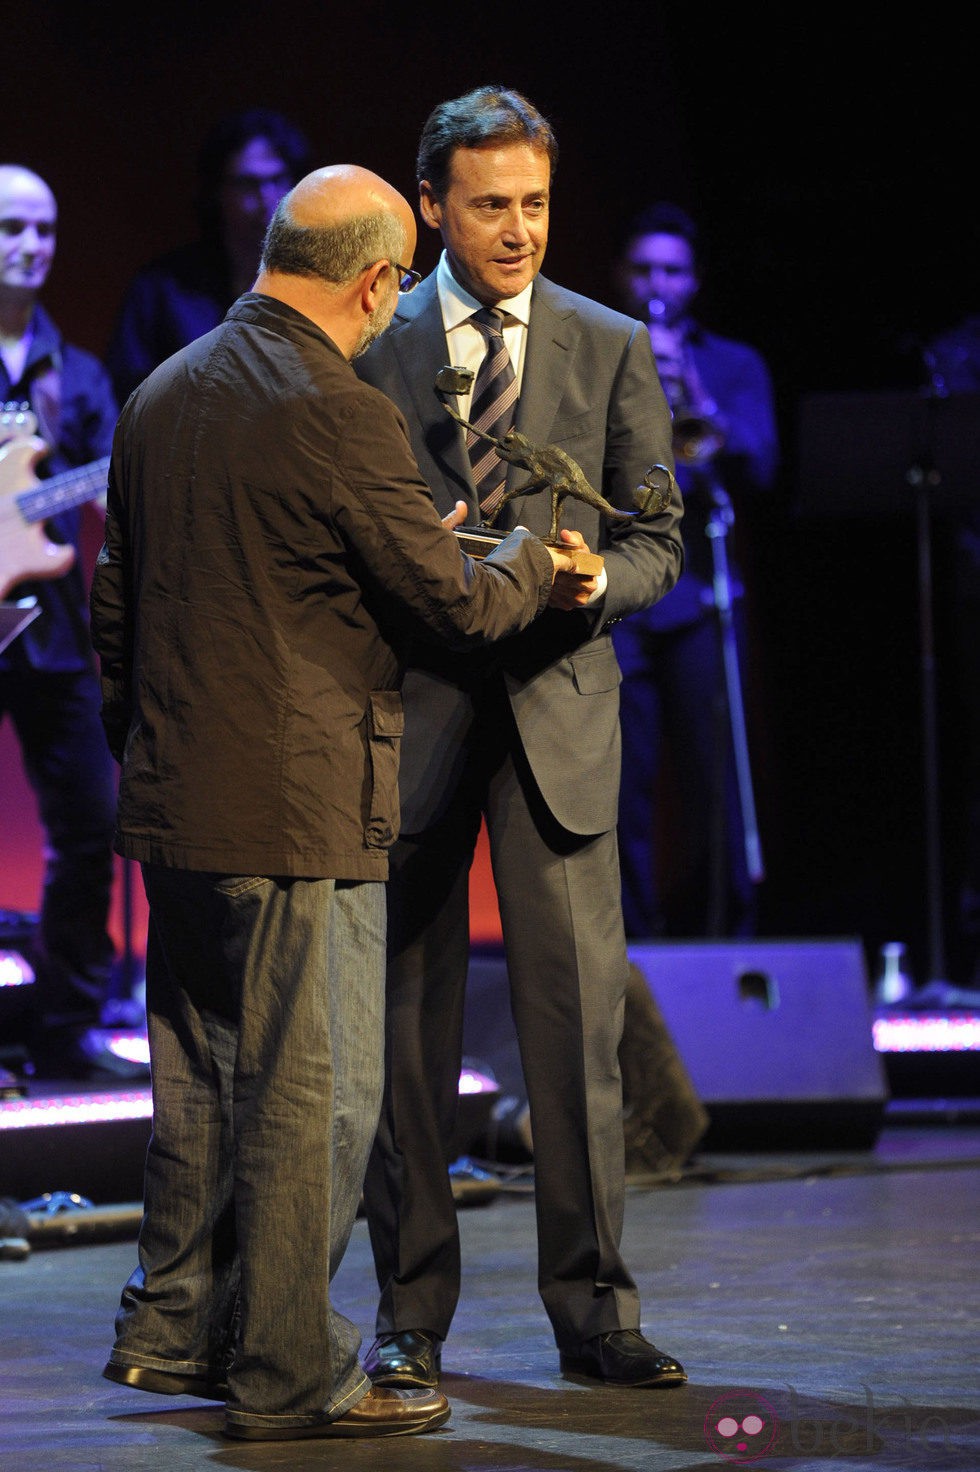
left=355, top=272, right=683, bottom=836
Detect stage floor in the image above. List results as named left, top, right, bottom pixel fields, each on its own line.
left=2, top=1115, right=978, bottom=1471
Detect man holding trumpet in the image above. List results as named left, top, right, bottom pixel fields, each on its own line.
left=611, top=201, right=779, bottom=942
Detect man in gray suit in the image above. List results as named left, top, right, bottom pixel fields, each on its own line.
left=355, top=86, right=687, bottom=1388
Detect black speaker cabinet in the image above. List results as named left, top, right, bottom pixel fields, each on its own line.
left=463, top=948, right=709, bottom=1170
left=628, top=938, right=889, bottom=1150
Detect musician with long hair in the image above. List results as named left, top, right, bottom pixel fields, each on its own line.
left=0, top=163, right=121, bottom=1079
left=105, top=108, right=311, bottom=406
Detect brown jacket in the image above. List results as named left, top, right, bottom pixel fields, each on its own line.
left=90, top=293, right=553, bottom=878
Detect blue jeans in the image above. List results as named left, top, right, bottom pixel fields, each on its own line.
left=107, top=867, right=385, bottom=1431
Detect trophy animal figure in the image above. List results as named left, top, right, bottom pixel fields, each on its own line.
left=434, top=368, right=675, bottom=541
left=480, top=428, right=633, bottom=541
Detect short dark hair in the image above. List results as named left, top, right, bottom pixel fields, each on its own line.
left=622, top=201, right=700, bottom=262
left=195, top=107, right=313, bottom=239
left=416, top=86, right=558, bottom=203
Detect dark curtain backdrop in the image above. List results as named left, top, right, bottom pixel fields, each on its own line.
left=4, top=2, right=974, bottom=980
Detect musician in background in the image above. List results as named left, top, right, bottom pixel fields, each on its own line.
left=105, top=107, right=311, bottom=405
left=610, top=202, right=779, bottom=939
left=0, top=163, right=121, bottom=1078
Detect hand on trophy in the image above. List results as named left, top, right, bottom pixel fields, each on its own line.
left=547, top=527, right=600, bottom=609
left=442, top=496, right=576, bottom=583
left=435, top=366, right=675, bottom=577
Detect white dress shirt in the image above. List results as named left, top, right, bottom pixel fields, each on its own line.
left=435, top=252, right=532, bottom=414
left=433, top=252, right=606, bottom=600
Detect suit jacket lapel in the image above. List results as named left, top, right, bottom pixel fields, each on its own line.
left=384, top=275, right=582, bottom=529
left=516, top=280, right=577, bottom=441
left=385, top=280, right=479, bottom=516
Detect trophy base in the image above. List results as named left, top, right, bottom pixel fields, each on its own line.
left=454, top=527, right=603, bottom=576
left=453, top=527, right=508, bottom=560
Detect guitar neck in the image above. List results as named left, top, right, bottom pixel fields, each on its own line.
left=15, top=457, right=111, bottom=525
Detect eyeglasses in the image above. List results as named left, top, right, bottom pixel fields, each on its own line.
left=363, top=260, right=422, bottom=293
left=391, top=262, right=422, bottom=293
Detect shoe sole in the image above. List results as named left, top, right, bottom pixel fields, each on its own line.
left=559, top=1357, right=688, bottom=1388
left=223, top=1405, right=451, bottom=1440
left=103, top=1361, right=227, bottom=1400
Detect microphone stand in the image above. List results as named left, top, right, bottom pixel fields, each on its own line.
left=645, top=301, right=764, bottom=931
left=701, top=462, right=765, bottom=931
left=909, top=356, right=950, bottom=990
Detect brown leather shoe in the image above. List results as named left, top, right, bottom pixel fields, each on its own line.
left=363, top=1329, right=442, bottom=1388
left=559, top=1329, right=687, bottom=1387
left=223, top=1385, right=451, bottom=1440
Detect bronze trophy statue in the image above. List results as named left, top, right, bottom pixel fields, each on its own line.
left=435, top=366, right=675, bottom=575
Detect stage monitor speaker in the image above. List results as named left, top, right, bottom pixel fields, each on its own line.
left=628, top=939, right=889, bottom=1150
left=462, top=949, right=709, bottom=1171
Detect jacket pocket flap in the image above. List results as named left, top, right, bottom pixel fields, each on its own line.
left=369, top=690, right=405, bottom=737
left=571, top=647, right=621, bottom=695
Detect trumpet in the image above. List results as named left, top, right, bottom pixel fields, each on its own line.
left=670, top=407, right=726, bottom=467
left=647, top=299, right=725, bottom=466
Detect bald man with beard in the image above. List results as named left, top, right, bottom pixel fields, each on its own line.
left=93, top=164, right=573, bottom=1444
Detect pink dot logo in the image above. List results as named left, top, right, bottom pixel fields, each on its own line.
left=704, top=1391, right=780, bottom=1462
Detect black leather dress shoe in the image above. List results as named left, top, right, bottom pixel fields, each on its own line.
left=224, top=1385, right=451, bottom=1440
left=559, top=1329, right=687, bottom=1387
left=103, top=1360, right=228, bottom=1400
left=362, top=1330, right=442, bottom=1388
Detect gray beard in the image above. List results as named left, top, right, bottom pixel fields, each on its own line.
left=352, top=284, right=398, bottom=359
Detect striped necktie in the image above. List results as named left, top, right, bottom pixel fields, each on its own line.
left=467, top=307, right=518, bottom=517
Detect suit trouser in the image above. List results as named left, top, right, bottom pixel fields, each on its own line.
left=363, top=678, right=642, bottom=1348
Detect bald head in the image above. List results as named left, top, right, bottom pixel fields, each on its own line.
left=253, top=162, right=418, bottom=360
left=287, top=164, right=416, bottom=249
left=260, top=164, right=416, bottom=285
left=0, top=164, right=55, bottom=206
left=0, top=164, right=57, bottom=302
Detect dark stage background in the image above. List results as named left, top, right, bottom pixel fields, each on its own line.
left=3, top=3, right=975, bottom=984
